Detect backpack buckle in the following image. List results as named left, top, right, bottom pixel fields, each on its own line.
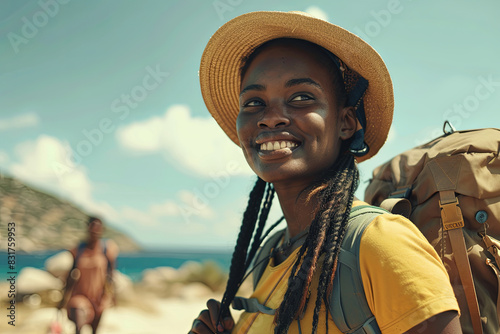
left=439, top=198, right=465, bottom=230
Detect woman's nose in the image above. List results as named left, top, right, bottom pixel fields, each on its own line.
left=257, top=103, right=290, bottom=129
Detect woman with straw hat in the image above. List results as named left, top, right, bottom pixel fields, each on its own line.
left=190, top=11, right=461, bottom=334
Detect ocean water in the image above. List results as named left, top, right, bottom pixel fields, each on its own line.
left=0, top=249, right=232, bottom=282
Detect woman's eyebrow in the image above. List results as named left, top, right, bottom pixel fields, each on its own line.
left=239, top=78, right=322, bottom=96
left=285, top=78, right=322, bottom=90
left=240, top=83, right=265, bottom=96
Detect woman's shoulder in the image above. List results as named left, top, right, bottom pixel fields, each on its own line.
left=349, top=200, right=435, bottom=259
left=352, top=200, right=423, bottom=237
left=356, top=204, right=439, bottom=264
left=355, top=203, right=459, bottom=333
left=364, top=210, right=425, bottom=240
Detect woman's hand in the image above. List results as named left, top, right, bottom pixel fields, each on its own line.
left=189, top=299, right=234, bottom=334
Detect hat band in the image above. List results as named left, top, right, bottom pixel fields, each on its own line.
left=328, top=53, right=370, bottom=157
left=347, top=77, right=369, bottom=157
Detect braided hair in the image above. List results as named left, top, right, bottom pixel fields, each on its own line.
left=218, top=178, right=275, bottom=321
left=274, top=152, right=358, bottom=333
left=219, top=38, right=360, bottom=333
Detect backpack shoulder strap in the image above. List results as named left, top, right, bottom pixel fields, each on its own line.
left=330, top=205, right=387, bottom=334
left=72, top=242, right=87, bottom=270
left=101, top=239, right=113, bottom=280
left=252, top=229, right=285, bottom=289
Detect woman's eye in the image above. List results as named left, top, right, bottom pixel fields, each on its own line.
left=290, top=94, right=313, bottom=102
left=243, top=99, right=264, bottom=107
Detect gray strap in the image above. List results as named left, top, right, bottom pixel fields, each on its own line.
left=232, top=296, right=276, bottom=315
left=331, top=206, right=385, bottom=334
left=252, top=229, right=285, bottom=288
left=338, top=248, right=357, bottom=271
left=232, top=297, right=305, bottom=333
left=335, top=316, right=379, bottom=334
left=358, top=317, right=380, bottom=334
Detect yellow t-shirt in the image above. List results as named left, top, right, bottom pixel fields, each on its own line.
left=232, top=206, right=459, bottom=334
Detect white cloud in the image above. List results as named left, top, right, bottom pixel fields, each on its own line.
left=214, top=210, right=244, bottom=239
left=150, top=200, right=180, bottom=216
left=9, top=135, right=119, bottom=222
left=120, top=206, right=158, bottom=227
left=0, top=150, right=9, bottom=166
left=118, top=189, right=216, bottom=229
left=305, top=6, right=329, bottom=21
left=148, top=191, right=215, bottom=220
left=0, top=112, right=40, bottom=130
left=115, top=116, right=163, bottom=152
left=177, top=190, right=215, bottom=220
left=5, top=136, right=221, bottom=247
left=5, top=133, right=237, bottom=248
left=116, top=105, right=253, bottom=177
left=116, top=202, right=243, bottom=249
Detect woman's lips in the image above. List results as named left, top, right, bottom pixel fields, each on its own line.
left=257, top=140, right=301, bottom=160
left=254, top=132, right=302, bottom=160
left=259, top=140, right=299, bottom=151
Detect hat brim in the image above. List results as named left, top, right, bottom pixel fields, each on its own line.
left=199, top=11, right=393, bottom=163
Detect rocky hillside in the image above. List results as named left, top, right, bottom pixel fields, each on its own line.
left=0, top=175, right=140, bottom=252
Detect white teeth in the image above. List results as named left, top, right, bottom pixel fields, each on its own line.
left=260, top=141, right=298, bottom=151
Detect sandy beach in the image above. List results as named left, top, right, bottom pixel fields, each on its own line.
left=0, top=258, right=249, bottom=334
left=0, top=297, right=213, bottom=334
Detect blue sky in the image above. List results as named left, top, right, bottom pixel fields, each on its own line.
left=1, top=0, right=499, bottom=250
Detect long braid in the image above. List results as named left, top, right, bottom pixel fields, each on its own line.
left=274, top=153, right=358, bottom=334
left=273, top=154, right=350, bottom=330
left=219, top=177, right=266, bottom=321
left=313, top=155, right=358, bottom=332
left=272, top=217, right=326, bottom=329
left=246, top=183, right=275, bottom=270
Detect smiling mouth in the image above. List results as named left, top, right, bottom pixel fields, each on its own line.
left=259, top=140, right=300, bottom=152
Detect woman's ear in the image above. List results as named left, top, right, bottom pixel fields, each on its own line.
left=339, top=106, right=357, bottom=140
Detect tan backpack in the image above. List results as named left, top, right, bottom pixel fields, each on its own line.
left=364, top=124, right=500, bottom=334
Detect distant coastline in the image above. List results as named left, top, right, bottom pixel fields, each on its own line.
left=0, top=249, right=232, bottom=282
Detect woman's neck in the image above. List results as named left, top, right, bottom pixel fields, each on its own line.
left=87, top=238, right=100, bottom=249
left=274, top=178, right=361, bottom=239
left=274, top=181, right=320, bottom=238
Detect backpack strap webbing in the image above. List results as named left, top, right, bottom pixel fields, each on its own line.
left=438, top=189, right=483, bottom=334
left=484, top=250, right=500, bottom=324
left=101, top=239, right=112, bottom=279
left=482, top=234, right=500, bottom=323
left=72, top=242, right=87, bottom=270
left=330, top=205, right=385, bottom=334
left=428, top=157, right=483, bottom=334
left=232, top=297, right=276, bottom=315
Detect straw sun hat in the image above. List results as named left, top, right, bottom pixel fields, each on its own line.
left=199, top=11, right=393, bottom=163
